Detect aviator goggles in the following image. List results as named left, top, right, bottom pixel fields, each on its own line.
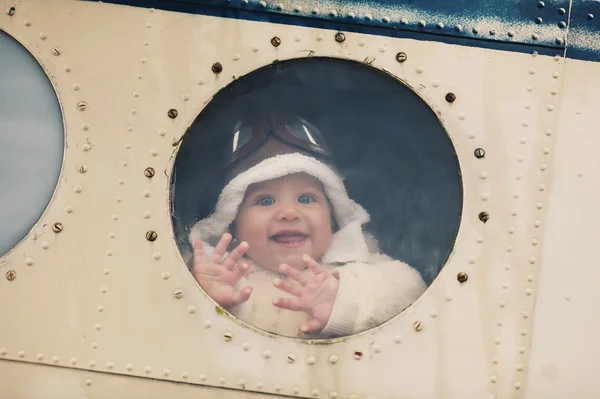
left=225, top=117, right=332, bottom=166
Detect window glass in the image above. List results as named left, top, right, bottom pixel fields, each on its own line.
left=0, top=31, right=64, bottom=257
left=171, top=57, right=462, bottom=338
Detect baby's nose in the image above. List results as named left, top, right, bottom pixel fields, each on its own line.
left=276, top=203, right=301, bottom=221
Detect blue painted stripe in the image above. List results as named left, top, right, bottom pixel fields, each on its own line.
left=85, top=0, right=600, bottom=61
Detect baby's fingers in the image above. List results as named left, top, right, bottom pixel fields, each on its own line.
left=299, top=318, right=325, bottom=334
left=193, top=240, right=204, bottom=266
left=222, top=241, right=249, bottom=270
left=230, top=262, right=251, bottom=282
left=210, top=233, right=232, bottom=264
left=272, top=278, right=303, bottom=297
left=302, top=254, right=325, bottom=275
left=272, top=297, right=306, bottom=312
left=230, top=286, right=253, bottom=306
left=278, top=264, right=308, bottom=285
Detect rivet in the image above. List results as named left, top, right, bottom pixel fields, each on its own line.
left=6, top=270, right=17, bottom=281
left=329, top=391, right=338, bottom=398
left=546, top=129, right=553, bottom=136
left=479, top=212, right=489, bottom=223
left=415, top=66, right=424, bottom=73
left=476, top=235, right=484, bottom=243
left=525, top=288, right=532, bottom=296
left=553, top=71, right=560, bottom=78
left=394, top=335, right=402, bottom=344
left=446, top=293, right=453, bottom=301
left=167, top=109, right=178, bottom=119
left=7, top=6, right=15, bottom=15
left=334, top=32, right=345, bottom=42
left=587, top=13, right=594, bottom=20
left=292, top=387, right=300, bottom=395
left=89, top=360, right=96, bottom=367
left=144, top=367, right=152, bottom=374
left=77, top=164, right=88, bottom=173
left=547, top=104, right=554, bottom=111
left=263, top=350, right=272, bottom=359
left=491, top=356, right=499, bottom=364
left=70, top=358, right=77, bottom=365
left=527, top=275, right=534, bottom=282
left=274, top=384, right=281, bottom=391
left=474, top=148, right=485, bottom=158
left=535, top=17, right=543, bottom=24
left=350, top=12, right=356, bottom=18
left=365, top=13, right=372, bottom=20
left=513, top=192, right=519, bottom=199
left=472, top=27, right=479, bottom=34
left=73, top=83, right=81, bottom=91
left=126, top=364, right=133, bottom=371
left=436, top=22, right=444, bottom=29
left=395, top=52, right=407, bottom=63
left=328, top=355, right=338, bottom=364
left=429, top=310, right=437, bottom=318
left=152, top=252, right=161, bottom=260
left=143, top=211, right=152, bottom=218
left=100, top=287, right=107, bottom=293
left=317, top=34, right=325, bottom=41
left=163, top=369, right=170, bottom=377
left=445, top=92, right=456, bottom=103
left=312, top=390, right=320, bottom=397
left=515, top=382, right=522, bottom=390
left=52, top=47, right=61, bottom=56
left=52, top=356, right=59, bottom=363
left=204, top=320, right=213, bottom=329
left=400, top=17, right=408, bottom=24
left=526, top=85, right=534, bottom=92
left=77, top=101, right=88, bottom=111
left=199, top=374, right=207, bottom=381
left=413, top=321, right=423, bottom=331
left=532, top=33, right=539, bottom=40
left=97, top=305, right=104, bottom=312
left=307, top=356, right=316, bottom=365
left=516, top=174, right=522, bottom=180
left=112, top=214, right=119, bottom=221
left=287, top=354, right=296, bottom=363
left=506, top=245, right=513, bottom=252
left=146, top=230, right=158, bottom=242
left=173, top=289, right=184, bottom=299
left=122, top=160, right=128, bottom=167
left=187, top=305, right=196, bottom=314
left=108, top=232, right=115, bottom=238
left=457, top=272, right=468, bottom=283
left=144, top=167, right=155, bottom=178
left=95, top=324, right=102, bottom=330
left=211, top=62, right=223, bottom=74
left=103, top=268, right=110, bottom=275
left=25, top=258, right=34, bottom=266
left=455, top=24, right=463, bottom=32
left=481, top=193, right=489, bottom=201
left=82, top=143, right=92, bottom=152
left=182, top=372, right=188, bottom=379
left=508, top=226, right=515, bottom=234
left=558, top=21, right=566, bottom=29
left=565, top=295, right=571, bottom=301
left=497, top=320, right=503, bottom=326
left=489, top=375, right=497, bottom=383
left=353, top=351, right=363, bottom=360
left=418, top=20, right=426, bottom=27
left=160, top=272, right=170, bottom=280
left=382, top=16, right=390, bottom=23
left=271, top=36, right=282, bottom=47
left=522, top=311, right=529, bottom=319
left=223, top=332, right=233, bottom=342
left=499, top=300, right=506, bottom=308
left=63, top=65, right=71, bottom=73
left=489, top=29, right=496, bottom=35
left=36, top=353, right=44, bottom=360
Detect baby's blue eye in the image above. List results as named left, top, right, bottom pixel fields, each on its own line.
left=257, top=196, right=275, bottom=206
left=298, top=194, right=314, bottom=204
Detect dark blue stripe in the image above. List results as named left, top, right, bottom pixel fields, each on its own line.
left=84, top=0, right=600, bottom=61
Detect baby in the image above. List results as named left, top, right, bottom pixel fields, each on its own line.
left=189, top=152, right=426, bottom=338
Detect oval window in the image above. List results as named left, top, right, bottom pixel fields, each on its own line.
left=0, top=31, right=64, bottom=257
left=171, top=57, right=462, bottom=338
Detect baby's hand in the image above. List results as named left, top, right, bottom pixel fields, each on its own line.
left=272, top=255, right=339, bottom=334
left=192, top=233, right=253, bottom=308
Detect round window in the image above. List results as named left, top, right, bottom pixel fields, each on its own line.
left=0, top=31, right=64, bottom=257
left=171, top=57, right=462, bottom=338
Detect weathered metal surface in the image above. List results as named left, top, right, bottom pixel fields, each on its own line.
left=90, top=0, right=600, bottom=60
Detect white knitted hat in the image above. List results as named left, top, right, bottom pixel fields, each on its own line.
left=189, top=153, right=371, bottom=263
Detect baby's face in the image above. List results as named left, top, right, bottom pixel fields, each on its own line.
left=234, top=173, right=333, bottom=272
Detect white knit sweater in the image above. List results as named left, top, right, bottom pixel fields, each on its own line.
left=227, top=252, right=426, bottom=338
